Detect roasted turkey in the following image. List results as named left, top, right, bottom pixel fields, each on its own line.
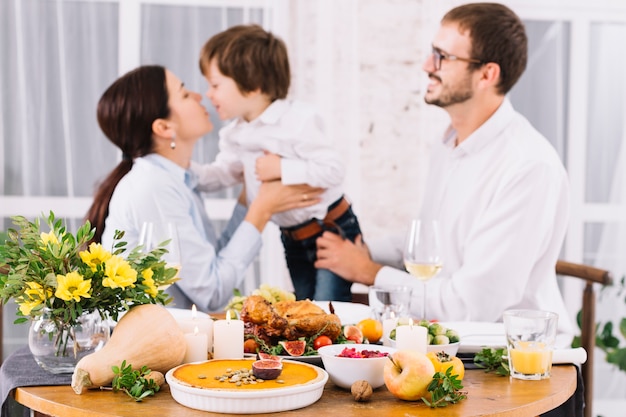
left=240, top=295, right=342, bottom=345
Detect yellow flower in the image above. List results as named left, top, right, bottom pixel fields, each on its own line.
left=25, top=281, right=53, bottom=299
left=40, top=231, right=59, bottom=246
left=18, top=282, right=52, bottom=315
left=79, top=242, right=112, bottom=271
left=103, top=255, right=137, bottom=289
left=18, top=300, right=40, bottom=316
left=141, top=269, right=158, bottom=298
left=55, top=271, right=92, bottom=302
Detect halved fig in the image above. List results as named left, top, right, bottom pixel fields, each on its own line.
left=258, top=352, right=282, bottom=362
left=252, top=360, right=283, bottom=380
left=279, top=340, right=306, bottom=356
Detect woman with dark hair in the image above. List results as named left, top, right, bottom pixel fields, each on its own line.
left=86, top=65, right=321, bottom=312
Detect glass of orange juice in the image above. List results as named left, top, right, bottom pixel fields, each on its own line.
left=503, top=309, right=558, bottom=380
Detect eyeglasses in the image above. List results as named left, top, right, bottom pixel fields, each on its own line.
left=431, top=47, right=484, bottom=70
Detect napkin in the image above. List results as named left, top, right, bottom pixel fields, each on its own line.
left=552, top=347, right=587, bottom=364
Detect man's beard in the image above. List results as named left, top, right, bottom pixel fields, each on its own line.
left=424, top=74, right=474, bottom=108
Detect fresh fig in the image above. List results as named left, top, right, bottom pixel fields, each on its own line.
left=279, top=340, right=306, bottom=356
left=258, top=352, right=282, bottom=361
left=252, top=360, right=283, bottom=380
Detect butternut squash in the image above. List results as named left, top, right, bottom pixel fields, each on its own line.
left=71, top=304, right=186, bottom=394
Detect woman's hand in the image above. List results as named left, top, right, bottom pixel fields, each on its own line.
left=244, top=181, right=323, bottom=231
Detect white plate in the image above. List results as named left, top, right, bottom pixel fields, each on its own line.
left=279, top=355, right=322, bottom=366
left=440, top=321, right=572, bottom=354
left=166, top=359, right=328, bottom=414
left=439, top=321, right=506, bottom=353
left=312, top=301, right=371, bottom=325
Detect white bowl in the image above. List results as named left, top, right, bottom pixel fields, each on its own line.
left=317, top=344, right=397, bottom=389
left=427, top=342, right=460, bottom=357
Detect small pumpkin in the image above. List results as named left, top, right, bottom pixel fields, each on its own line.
left=71, top=304, right=186, bottom=394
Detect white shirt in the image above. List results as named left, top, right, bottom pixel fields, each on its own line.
left=192, top=99, right=345, bottom=226
left=101, top=154, right=262, bottom=312
left=370, top=99, right=574, bottom=335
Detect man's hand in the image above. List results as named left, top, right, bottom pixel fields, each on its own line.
left=255, top=151, right=282, bottom=181
left=315, top=232, right=381, bottom=285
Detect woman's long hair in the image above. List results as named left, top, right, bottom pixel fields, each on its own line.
left=85, top=65, right=170, bottom=243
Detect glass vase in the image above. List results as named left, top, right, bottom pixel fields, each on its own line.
left=28, top=308, right=110, bottom=374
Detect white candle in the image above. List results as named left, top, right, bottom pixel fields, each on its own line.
left=395, top=319, right=427, bottom=353
left=382, top=314, right=399, bottom=347
left=183, top=326, right=209, bottom=363
left=213, top=310, right=244, bottom=359
left=176, top=305, right=214, bottom=353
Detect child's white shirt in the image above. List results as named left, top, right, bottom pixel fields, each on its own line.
left=192, top=99, right=345, bottom=227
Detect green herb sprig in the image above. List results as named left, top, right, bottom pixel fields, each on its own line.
left=473, top=347, right=510, bottom=376
left=110, top=360, right=161, bottom=401
left=421, top=367, right=467, bottom=407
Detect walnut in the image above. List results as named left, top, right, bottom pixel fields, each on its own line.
left=351, top=380, right=373, bottom=402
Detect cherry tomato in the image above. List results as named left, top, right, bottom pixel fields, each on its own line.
left=426, top=351, right=465, bottom=381
left=313, top=335, right=333, bottom=350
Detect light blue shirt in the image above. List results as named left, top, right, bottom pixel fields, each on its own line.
left=101, top=153, right=262, bottom=312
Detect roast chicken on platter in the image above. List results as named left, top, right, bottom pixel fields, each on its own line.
left=240, top=295, right=342, bottom=345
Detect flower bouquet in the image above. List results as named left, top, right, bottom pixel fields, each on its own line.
left=0, top=212, right=179, bottom=373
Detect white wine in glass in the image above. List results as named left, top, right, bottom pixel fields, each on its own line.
left=403, top=219, right=443, bottom=319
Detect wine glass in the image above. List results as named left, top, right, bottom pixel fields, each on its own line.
left=403, top=219, right=443, bottom=320
left=138, top=222, right=181, bottom=278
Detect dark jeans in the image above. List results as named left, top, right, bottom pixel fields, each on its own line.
left=280, top=200, right=361, bottom=302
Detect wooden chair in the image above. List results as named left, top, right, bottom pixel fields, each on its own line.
left=556, top=260, right=613, bottom=417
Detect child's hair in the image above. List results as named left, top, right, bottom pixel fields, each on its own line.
left=199, top=24, right=290, bottom=100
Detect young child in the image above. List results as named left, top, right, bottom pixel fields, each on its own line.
left=193, top=24, right=362, bottom=302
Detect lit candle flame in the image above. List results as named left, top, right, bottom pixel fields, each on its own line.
left=191, top=304, right=197, bottom=319
left=409, top=318, right=414, bottom=328
left=226, top=310, right=231, bottom=322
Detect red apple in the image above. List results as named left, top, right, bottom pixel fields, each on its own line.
left=384, top=350, right=435, bottom=401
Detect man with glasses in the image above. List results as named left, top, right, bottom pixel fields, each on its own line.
left=316, top=4, right=573, bottom=336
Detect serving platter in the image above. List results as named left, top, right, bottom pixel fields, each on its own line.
left=280, top=354, right=322, bottom=365
left=312, top=300, right=372, bottom=325
left=166, top=359, right=328, bottom=414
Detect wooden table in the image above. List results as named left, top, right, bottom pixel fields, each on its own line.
left=14, top=365, right=577, bottom=417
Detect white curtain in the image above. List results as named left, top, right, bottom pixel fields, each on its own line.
left=588, top=22, right=626, bottom=401
left=0, top=0, right=119, bottom=207
left=510, top=18, right=626, bottom=403
left=0, top=1, right=266, bottom=210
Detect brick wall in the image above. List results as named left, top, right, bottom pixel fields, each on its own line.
left=285, top=0, right=456, bottom=240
